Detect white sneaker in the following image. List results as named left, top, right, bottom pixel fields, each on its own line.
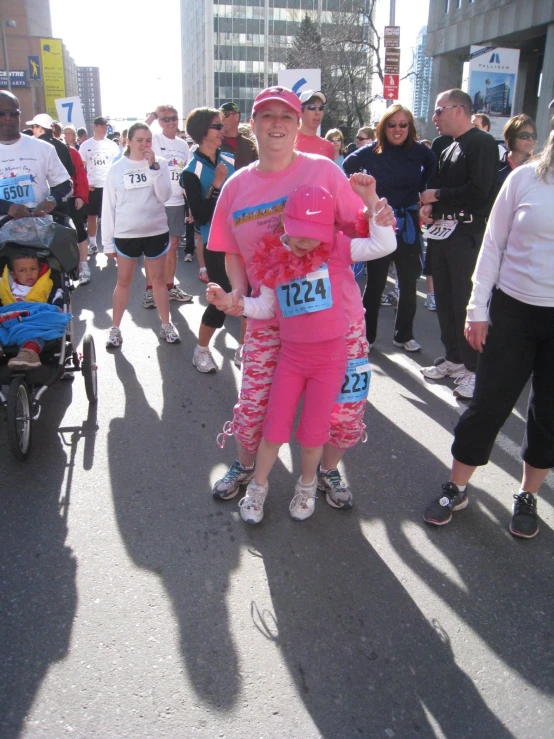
left=393, top=338, right=421, bottom=352
left=87, top=242, right=98, bottom=256
left=142, top=289, right=156, bottom=309
left=239, top=480, right=269, bottom=524
left=159, top=322, right=180, bottom=343
left=421, top=358, right=465, bottom=380
left=453, top=371, right=476, bottom=399
left=234, top=344, right=244, bottom=368
left=183, top=253, right=193, bottom=262
left=168, top=285, right=193, bottom=303
left=106, top=326, right=122, bottom=348
left=289, top=476, right=317, bottom=521
left=424, top=293, right=436, bottom=311
left=79, top=265, right=91, bottom=285
left=192, top=346, right=216, bottom=373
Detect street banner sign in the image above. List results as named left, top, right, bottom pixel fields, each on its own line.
left=55, top=96, right=87, bottom=131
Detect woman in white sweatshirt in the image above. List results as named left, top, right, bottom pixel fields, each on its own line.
left=102, top=122, right=179, bottom=348
left=423, top=131, right=554, bottom=539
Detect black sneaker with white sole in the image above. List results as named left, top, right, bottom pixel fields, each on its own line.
left=424, top=482, right=468, bottom=525
left=509, top=492, right=539, bottom=538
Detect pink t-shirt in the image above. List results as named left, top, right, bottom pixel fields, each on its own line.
left=295, top=132, right=335, bottom=160
left=208, top=152, right=365, bottom=329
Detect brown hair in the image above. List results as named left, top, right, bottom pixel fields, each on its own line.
left=374, top=105, right=417, bottom=154
left=503, top=114, right=537, bottom=153
left=325, top=128, right=344, bottom=153
left=186, top=107, right=221, bottom=145
left=124, top=122, right=150, bottom=156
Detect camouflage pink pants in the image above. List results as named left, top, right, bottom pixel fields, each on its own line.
left=229, top=317, right=369, bottom=455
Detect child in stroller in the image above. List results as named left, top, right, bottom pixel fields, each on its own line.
left=0, top=248, right=70, bottom=369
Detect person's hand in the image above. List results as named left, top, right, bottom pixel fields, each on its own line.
left=7, top=203, right=31, bottom=219
left=420, top=203, right=433, bottom=225
left=349, top=173, right=378, bottom=211
left=374, top=198, right=395, bottom=227
left=75, top=197, right=84, bottom=210
left=89, top=186, right=96, bottom=192
left=420, top=188, right=438, bottom=205
left=143, top=149, right=155, bottom=167
left=155, top=105, right=171, bottom=119
left=464, top=320, right=488, bottom=352
left=207, top=282, right=232, bottom=310
left=31, top=198, right=56, bottom=217
left=186, top=214, right=194, bottom=224
left=213, top=162, right=228, bottom=189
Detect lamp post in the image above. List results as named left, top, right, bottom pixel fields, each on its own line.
left=1, top=20, right=17, bottom=92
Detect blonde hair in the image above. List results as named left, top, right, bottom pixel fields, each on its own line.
left=535, top=131, right=554, bottom=182
left=325, top=128, right=344, bottom=154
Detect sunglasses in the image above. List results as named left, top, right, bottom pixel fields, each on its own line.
left=208, top=123, right=224, bottom=131
left=434, top=104, right=460, bottom=116
left=160, top=115, right=178, bottom=122
left=515, top=132, right=537, bottom=140
left=0, top=109, right=20, bottom=118
left=222, top=111, right=238, bottom=117
left=387, top=121, right=409, bottom=129
left=356, top=136, right=369, bottom=141
left=303, top=104, right=325, bottom=112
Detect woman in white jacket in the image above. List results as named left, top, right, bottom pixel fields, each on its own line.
left=102, top=122, right=179, bottom=348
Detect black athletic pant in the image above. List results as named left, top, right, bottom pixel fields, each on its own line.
left=363, top=232, right=423, bottom=344
left=202, top=244, right=231, bottom=329
left=452, top=289, right=554, bottom=469
left=430, top=224, right=485, bottom=372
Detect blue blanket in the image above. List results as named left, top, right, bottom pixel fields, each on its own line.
left=0, top=302, right=71, bottom=347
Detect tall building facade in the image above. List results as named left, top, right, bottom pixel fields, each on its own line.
left=78, top=67, right=102, bottom=131
left=181, top=0, right=372, bottom=121
left=411, top=27, right=432, bottom=123
left=425, top=0, right=554, bottom=143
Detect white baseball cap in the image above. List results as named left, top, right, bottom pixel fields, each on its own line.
left=298, top=90, right=327, bottom=106
left=25, top=113, right=54, bottom=128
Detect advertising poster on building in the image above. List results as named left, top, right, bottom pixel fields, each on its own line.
left=468, top=46, right=520, bottom=139
left=40, top=39, right=66, bottom=119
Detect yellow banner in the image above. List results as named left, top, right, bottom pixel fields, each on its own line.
left=40, top=38, right=65, bottom=118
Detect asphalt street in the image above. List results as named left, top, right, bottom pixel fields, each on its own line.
left=1, top=247, right=553, bottom=739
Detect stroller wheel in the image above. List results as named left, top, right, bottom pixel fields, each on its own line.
left=7, top=377, right=32, bottom=461
left=82, top=334, right=98, bottom=404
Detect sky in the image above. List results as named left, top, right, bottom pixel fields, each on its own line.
left=50, top=0, right=429, bottom=123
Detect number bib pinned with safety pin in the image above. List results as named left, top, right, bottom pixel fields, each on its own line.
left=337, top=357, right=371, bottom=403
left=0, top=174, right=34, bottom=205
left=123, top=168, right=152, bottom=190
left=276, top=265, right=332, bottom=318
left=426, top=218, right=457, bottom=241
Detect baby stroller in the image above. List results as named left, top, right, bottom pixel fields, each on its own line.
left=0, top=216, right=98, bottom=461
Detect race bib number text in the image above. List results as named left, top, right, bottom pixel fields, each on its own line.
left=276, top=266, right=332, bottom=318
left=123, top=169, right=152, bottom=190
left=427, top=218, right=457, bottom=241
left=0, top=175, right=34, bottom=205
left=337, top=358, right=371, bottom=403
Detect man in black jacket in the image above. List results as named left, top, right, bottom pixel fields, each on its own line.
left=26, top=113, right=75, bottom=180
left=220, top=102, right=257, bottom=170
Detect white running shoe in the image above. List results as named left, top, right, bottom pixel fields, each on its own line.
left=183, top=253, right=193, bottom=262
left=143, top=289, right=156, bottom=309
left=289, top=476, right=317, bottom=521
left=393, top=339, right=421, bottom=352
left=168, top=285, right=193, bottom=303
left=453, top=371, right=476, bottom=399
left=421, top=358, right=465, bottom=380
left=192, top=346, right=217, bottom=373
left=79, top=265, right=91, bottom=285
left=424, top=293, right=436, bottom=311
left=234, top=344, right=244, bottom=368
left=106, top=326, right=122, bottom=348
left=87, top=242, right=98, bottom=256
left=239, top=480, right=269, bottom=524
left=159, top=322, right=180, bottom=343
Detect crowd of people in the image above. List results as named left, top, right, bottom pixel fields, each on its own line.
left=0, top=84, right=552, bottom=540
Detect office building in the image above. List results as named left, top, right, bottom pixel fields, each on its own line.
left=78, top=67, right=102, bottom=131
left=425, top=0, right=554, bottom=142
left=412, top=26, right=433, bottom=123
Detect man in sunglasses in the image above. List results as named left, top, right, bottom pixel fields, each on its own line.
left=419, top=88, right=499, bottom=400
left=295, top=90, right=334, bottom=160
left=0, top=91, right=71, bottom=220
left=79, top=116, right=121, bottom=256
left=143, top=105, right=193, bottom=305
left=220, top=102, right=258, bottom=170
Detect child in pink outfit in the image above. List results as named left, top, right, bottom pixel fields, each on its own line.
left=207, top=174, right=396, bottom=524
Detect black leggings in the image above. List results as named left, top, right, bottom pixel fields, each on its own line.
left=67, top=197, right=88, bottom=243
left=202, top=244, right=231, bottom=329
left=452, top=289, right=554, bottom=469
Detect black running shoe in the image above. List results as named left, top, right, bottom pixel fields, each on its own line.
left=509, top=492, right=539, bottom=539
left=424, top=482, right=468, bottom=525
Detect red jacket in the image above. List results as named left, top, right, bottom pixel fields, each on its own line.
left=68, top=145, right=89, bottom=203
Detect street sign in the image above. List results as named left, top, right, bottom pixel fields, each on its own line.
left=55, top=96, right=87, bottom=131
left=384, top=26, right=400, bottom=48
left=385, top=48, right=400, bottom=75
left=383, top=74, right=399, bottom=101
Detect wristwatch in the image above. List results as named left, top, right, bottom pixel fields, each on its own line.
left=149, top=161, right=160, bottom=171
left=434, top=189, right=441, bottom=201
left=45, top=195, right=56, bottom=205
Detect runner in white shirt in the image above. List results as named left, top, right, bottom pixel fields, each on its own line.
left=0, top=91, right=71, bottom=219
left=79, top=116, right=121, bottom=256
left=144, top=104, right=192, bottom=306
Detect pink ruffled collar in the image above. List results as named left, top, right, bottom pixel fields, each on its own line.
left=251, top=234, right=332, bottom=290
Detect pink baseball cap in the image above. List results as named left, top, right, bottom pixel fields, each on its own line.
left=251, top=86, right=302, bottom=118
left=284, top=185, right=335, bottom=243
